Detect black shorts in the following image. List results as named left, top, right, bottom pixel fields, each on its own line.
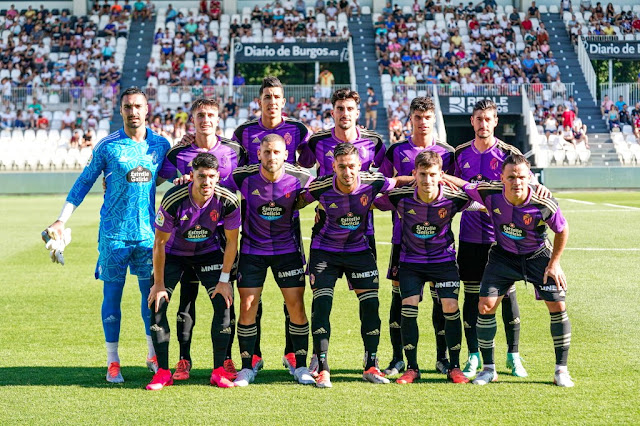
left=163, top=251, right=229, bottom=296
left=237, top=252, right=306, bottom=289
left=480, top=244, right=566, bottom=302
left=386, top=243, right=401, bottom=281
left=398, top=261, right=461, bottom=301
left=457, top=240, right=492, bottom=282
left=309, top=248, right=379, bottom=291
left=292, top=214, right=306, bottom=265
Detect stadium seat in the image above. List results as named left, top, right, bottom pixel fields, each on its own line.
left=362, top=6, right=371, bottom=15
left=225, top=117, right=237, bottom=129
left=169, top=93, right=180, bottom=104
left=99, top=119, right=110, bottom=130
left=11, top=129, right=24, bottom=143
left=553, top=147, right=566, bottom=165
left=622, top=125, right=633, bottom=134
left=550, top=5, right=559, bottom=14
left=565, top=148, right=577, bottom=165
left=539, top=5, right=548, bottom=14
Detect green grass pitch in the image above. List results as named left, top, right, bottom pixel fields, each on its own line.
left=1, top=192, right=639, bottom=424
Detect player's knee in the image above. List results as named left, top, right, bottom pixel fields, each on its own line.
left=545, top=301, right=566, bottom=313
left=478, top=298, right=498, bottom=315
left=441, top=298, right=459, bottom=313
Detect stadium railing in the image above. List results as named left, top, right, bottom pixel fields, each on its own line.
left=600, top=83, right=640, bottom=111
left=5, top=86, right=118, bottom=113
left=576, top=36, right=601, bottom=102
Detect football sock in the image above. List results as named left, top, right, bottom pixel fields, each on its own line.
left=502, top=286, right=521, bottom=353
left=253, top=298, right=262, bottom=358
left=477, top=313, right=497, bottom=366
left=311, top=288, right=334, bottom=372
left=283, top=302, right=293, bottom=355
left=289, top=322, right=310, bottom=368
left=389, top=285, right=403, bottom=360
left=106, top=341, right=120, bottom=365
left=138, top=278, right=152, bottom=335
left=102, top=280, right=124, bottom=343
left=210, top=294, right=231, bottom=369
left=443, top=309, right=463, bottom=369
left=177, top=276, right=199, bottom=362
left=463, top=282, right=480, bottom=353
left=146, top=335, right=155, bottom=358
left=225, top=300, right=236, bottom=360
left=150, top=293, right=171, bottom=370
left=431, top=290, right=447, bottom=361
left=401, top=304, right=419, bottom=370
left=358, top=290, right=381, bottom=370
left=237, top=323, right=258, bottom=370
left=550, top=311, right=571, bottom=366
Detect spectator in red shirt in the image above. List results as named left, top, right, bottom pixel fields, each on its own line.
left=36, top=115, right=49, bottom=129
left=562, top=108, right=576, bottom=129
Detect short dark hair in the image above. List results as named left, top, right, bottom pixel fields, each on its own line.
left=190, top=98, right=220, bottom=115
left=331, top=88, right=360, bottom=106
left=410, top=97, right=436, bottom=115
left=414, top=150, right=442, bottom=170
left=261, top=133, right=286, bottom=146
left=191, top=152, right=219, bottom=170
left=333, top=142, right=359, bottom=159
left=472, top=99, right=498, bottom=116
left=119, top=86, right=147, bottom=106
left=259, top=76, right=284, bottom=96
left=502, top=154, right=530, bottom=171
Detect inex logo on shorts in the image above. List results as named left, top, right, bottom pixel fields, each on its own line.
left=337, top=212, right=362, bottom=230
left=258, top=201, right=285, bottom=221
left=183, top=224, right=213, bottom=242
left=126, top=165, right=152, bottom=183
left=501, top=222, right=527, bottom=240
left=412, top=221, right=439, bottom=239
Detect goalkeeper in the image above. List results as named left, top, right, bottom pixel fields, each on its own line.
left=45, top=88, right=171, bottom=384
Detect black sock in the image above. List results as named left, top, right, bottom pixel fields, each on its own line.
left=443, top=309, right=463, bottom=369
left=151, top=294, right=172, bottom=370
left=289, top=322, right=309, bottom=368
left=431, top=290, right=447, bottom=361
left=237, top=323, right=257, bottom=370
left=312, top=288, right=333, bottom=372
left=284, top=302, right=293, bottom=355
left=358, top=290, right=381, bottom=369
left=211, top=294, right=231, bottom=369
left=550, top=311, right=571, bottom=366
left=225, top=301, right=236, bottom=360
left=502, top=286, right=521, bottom=353
left=389, top=285, right=403, bottom=360
left=254, top=298, right=262, bottom=358
left=477, top=313, right=497, bottom=366
left=401, top=304, right=419, bottom=370
left=463, top=283, right=480, bottom=353
left=177, top=278, right=198, bottom=362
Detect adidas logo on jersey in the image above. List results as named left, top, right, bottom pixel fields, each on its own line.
left=150, top=324, right=163, bottom=332
left=463, top=162, right=471, bottom=168
left=180, top=214, right=189, bottom=221
left=252, top=137, right=261, bottom=144
left=329, top=203, right=338, bottom=208
left=403, top=344, right=416, bottom=350
left=252, top=189, right=260, bottom=195
left=407, top=209, right=417, bottom=215
left=493, top=208, right=501, bottom=214
left=241, top=351, right=251, bottom=359
left=313, top=327, right=328, bottom=335
left=402, top=156, right=411, bottom=163
left=325, top=151, right=334, bottom=157
left=366, top=329, right=380, bottom=336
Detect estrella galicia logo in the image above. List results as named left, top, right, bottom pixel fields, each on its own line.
left=501, top=223, right=527, bottom=240
left=337, top=212, right=362, bottom=230
left=183, top=224, right=213, bottom=242
left=412, top=221, right=439, bottom=239
left=448, top=97, right=466, bottom=114
left=258, top=201, right=285, bottom=221
left=126, top=165, right=152, bottom=183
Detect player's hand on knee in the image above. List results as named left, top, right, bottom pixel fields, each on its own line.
left=149, top=286, right=169, bottom=311
left=177, top=132, right=195, bottom=146
left=534, top=184, right=552, bottom=199
left=544, top=261, right=567, bottom=291
left=172, top=174, right=192, bottom=185
left=212, top=282, right=233, bottom=308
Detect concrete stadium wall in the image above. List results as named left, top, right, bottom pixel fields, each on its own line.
left=1, top=168, right=640, bottom=194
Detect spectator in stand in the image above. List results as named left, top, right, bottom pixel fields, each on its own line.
left=319, top=69, right=335, bottom=99
left=601, top=95, right=614, bottom=116
left=619, top=104, right=632, bottom=126
left=562, top=107, right=576, bottom=130
left=36, top=114, right=49, bottom=130
left=631, top=102, right=640, bottom=118
left=608, top=105, right=621, bottom=131
left=365, top=87, right=379, bottom=130
left=528, top=1, right=541, bottom=20
left=615, top=95, right=626, bottom=113
left=633, top=112, right=640, bottom=141
left=224, top=96, right=237, bottom=118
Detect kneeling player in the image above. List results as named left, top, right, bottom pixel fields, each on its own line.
left=223, top=134, right=316, bottom=386
left=449, top=154, right=574, bottom=387
left=375, top=151, right=480, bottom=384
left=146, top=153, right=240, bottom=390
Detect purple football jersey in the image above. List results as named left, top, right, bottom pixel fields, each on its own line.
left=223, top=163, right=313, bottom=255
left=463, top=182, right=567, bottom=255
left=155, top=183, right=241, bottom=256
left=375, top=185, right=470, bottom=263
left=232, top=116, right=310, bottom=165
left=302, top=172, right=394, bottom=252
left=158, top=137, right=247, bottom=180
left=454, top=138, right=522, bottom=244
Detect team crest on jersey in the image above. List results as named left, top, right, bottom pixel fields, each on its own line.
left=210, top=209, right=219, bottom=222
left=523, top=213, right=532, bottom=226
left=359, top=146, right=369, bottom=160
left=284, top=132, right=292, bottom=145
left=438, top=208, right=447, bottom=219
left=467, top=183, right=478, bottom=190
left=155, top=211, right=165, bottom=227
left=151, top=151, right=159, bottom=164
left=360, top=194, right=369, bottom=207
left=490, top=158, right=499, bottom=170
left=219, top=156, right=227, bottom=168
left=285, top=191, right=291, bottom=198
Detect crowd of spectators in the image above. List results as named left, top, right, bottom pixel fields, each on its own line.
left=566, top=2, right=640, bottom=42
left=600, top=94, right=640, bottom=139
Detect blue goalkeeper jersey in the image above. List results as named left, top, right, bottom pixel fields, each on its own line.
left=67, top=127, right=171, bottom=242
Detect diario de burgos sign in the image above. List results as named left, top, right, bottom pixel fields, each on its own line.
left=582, top=40, right=640, bottom=60
left=234, top=42, right=349, bottom=63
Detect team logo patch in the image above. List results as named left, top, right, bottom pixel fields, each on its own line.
left=87, top=154, right=93, bottom=166
left=412, top=221, right=439, bottom=239
left=210, top=209, right=219, bottom=222
left=285, top=191, right=291, bottom=198
left=258, top=201, right=285, bottom=221
left=466, top=183, right=478, bottom=190
left=490, top=157, right=499, bottom=170
left=359, top=146, right=369, bottom=161
left=126, top=165, right=152, bottom=183
left=337, top=212, right=363, bottom=230
left=219, top=156, right=227, bottom=168
left=360, top=194, right=369, bottom=207
left=501, top=223, right=527, bottom=240
left=183, top=224, right=213, bottom=242
left=523, top=213, right=532, bottom=226
left=284, top=132, right=292, bottom=145
left=151, top=150, right=159, bottom=164
left=155, top=211, right=165, bottom=227
left=438, top=207, right=447, bottom=219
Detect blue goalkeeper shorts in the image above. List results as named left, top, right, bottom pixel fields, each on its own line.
left=95, top=237, right=153, bottom=282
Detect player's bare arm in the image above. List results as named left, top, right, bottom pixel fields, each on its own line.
left=149, top=229, right=171, bottom=312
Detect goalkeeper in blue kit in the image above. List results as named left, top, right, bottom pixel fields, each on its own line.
left=46, top=88, right=171, bottom=383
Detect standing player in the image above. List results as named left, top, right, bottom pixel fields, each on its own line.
left=232, top=76, right=310, bottom=373
left=223, top=134, right=315, bottom=387
left=375, top=151, right=479, bottom=384
left=450, top=154, right=573, bottom=387
left=157, top=98, right=247, bottom=381
left=454, top=99, right=528, bottom=379
left=379, top=97, right=455, bottom=376
left=45, top=87, right=171, bottom=383
left=147, top=153, right=240, bottom=390
left=299, top=143, right=409, bottom=388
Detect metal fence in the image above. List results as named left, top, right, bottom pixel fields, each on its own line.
left=600, top=83, right=640, bottom=109
left=3, top=86, right=120, bottom=112
left=388, top=83, right=574, bottom=102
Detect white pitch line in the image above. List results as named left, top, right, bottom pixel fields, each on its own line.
left=603, top=203, right=640, bottom=211
left=563, top=209, right=640, bottom=212
left=557, top=198, right=595, bottom=205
